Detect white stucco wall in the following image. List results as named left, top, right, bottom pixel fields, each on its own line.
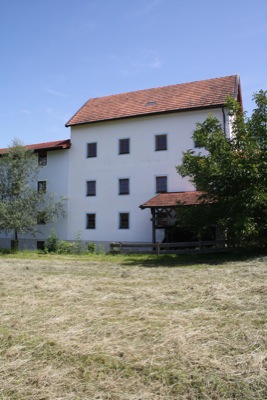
left=67, top=107, right=225, bottom=243
left=0, top=148, right=70, bottom=249
left=35, top=148, right=70, bottom=241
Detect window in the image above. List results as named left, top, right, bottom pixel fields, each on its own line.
left=119, top=213, right=129, bottom=229
left=37, top=241, right=45, bottom=250
left=87, top=142, right=97, bottom=158
left=119, top=178, right=129, bottom=195
left=38, top=151, right=47, bottom=166
left=86, top=213, right=96, bottom=229
left=37, top=212, right=46, bottom=225
left=155, top=134, right=167, bottom=151
left=86, top=180, right=96, bottom=196
left=38, top=181, right=46, bottom=193
left=119, top=138, right=130, bottom=154
left=156, top=176, right=167, bottom=193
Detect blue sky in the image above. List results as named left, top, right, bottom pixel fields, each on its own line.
left=1, top=0, right=267, bottom=148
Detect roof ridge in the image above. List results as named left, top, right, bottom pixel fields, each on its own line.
left=78, top=74, right=239, bottom=102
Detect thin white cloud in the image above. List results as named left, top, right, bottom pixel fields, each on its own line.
left=137, top=57, right=162, bottom=69
left=120, top=51, right=163, bottom=76
left=21, top=109, right=31, bottom=114
left=44, top=88, right=67, bottom=98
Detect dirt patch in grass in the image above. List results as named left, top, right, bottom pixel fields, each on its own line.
left=0, top=256, right=266, bottom=399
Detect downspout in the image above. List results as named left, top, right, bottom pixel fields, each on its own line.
left=222, top=106, right=226, bottom=135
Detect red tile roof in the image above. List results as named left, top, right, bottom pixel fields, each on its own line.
left=0, top=139, right=71, bottom=154
left=66, top=75, right=241, bottom=127
left=140, top=191, right=206, bottom=209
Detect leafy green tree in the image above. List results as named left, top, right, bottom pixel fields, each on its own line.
left=0, top=139, right=66, bottom=249
left=176, top=91, right=267, bottom=247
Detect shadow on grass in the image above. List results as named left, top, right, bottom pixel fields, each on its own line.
left=119, top=249, right=267, bottom=268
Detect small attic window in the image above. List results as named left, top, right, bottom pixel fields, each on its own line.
left=146, top=101, right=156, bottom=106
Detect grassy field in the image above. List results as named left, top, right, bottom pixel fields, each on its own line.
left=0, top=253, right=266, bottom=399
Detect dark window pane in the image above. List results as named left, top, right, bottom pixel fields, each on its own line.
left=156, top=176, right=167, bottom=193
left=37, top=241, right=45, bottom=250
left=155, top=134, right=167, bottom=151
left=38, top=181, right=46, bottom=193
left=86, top=213, right=96, bottom=229
left=87, top=143, right=97, bottom=158
left=38, top=152, right=47, bottom=166
left=37, top=212, right=46, bottom=225
left=119, top=178, right=129, bottom=195
left=87, top=180, right=96, bottom=196
left=119, top=213, right=129, bottom=229
left=119, top=138, right=130, bottom=154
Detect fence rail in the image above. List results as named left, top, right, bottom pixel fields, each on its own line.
left=109, top=240, right=227, bottom=255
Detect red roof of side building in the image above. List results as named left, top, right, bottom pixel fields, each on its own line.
left=0, top=139, right=71, bottom=154
left=66, top=75, right=241, bottom=127
left=140, top=191, right=206, bottom=209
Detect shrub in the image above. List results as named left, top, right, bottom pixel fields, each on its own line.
left=46, top=229, right=60, bottom=253
left=87, top=242, right=96, bottom=254
left=57, top=240, right=74, bottom=254
left=0, top=248, right=13, bottom=254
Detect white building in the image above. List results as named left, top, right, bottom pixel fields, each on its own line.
left=0, top=75, right=242, bottom=249
left=0, top=140, right=71, bottom=249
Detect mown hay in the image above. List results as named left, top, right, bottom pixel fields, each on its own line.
left=0, top=256, right=266, bottom=399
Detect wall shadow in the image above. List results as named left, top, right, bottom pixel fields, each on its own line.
left=119, top=249, right=267, bottom=268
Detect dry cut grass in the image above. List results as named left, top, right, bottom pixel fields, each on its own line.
left=0, top=255, right=267, bottom=399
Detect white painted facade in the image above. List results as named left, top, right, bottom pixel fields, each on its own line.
left=0, top=148, right=70, bottom=249
left=1, top=73, right=240, bottom=250
left=67, top=107, right=228, bottom=244
left=35, top=149, right=70, bottom=241
left=0, top=106, right=230, bottom=249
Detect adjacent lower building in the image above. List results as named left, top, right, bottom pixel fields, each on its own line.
left=0, top=75, right=242, bottom=249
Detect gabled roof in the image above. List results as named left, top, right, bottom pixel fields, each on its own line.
left=140, top=191, right=205, bottom=209
left=0, top=139, right=71, bottom=155
left=66, top=75, right=241, bottom=127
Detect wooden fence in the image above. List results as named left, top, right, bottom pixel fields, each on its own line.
left=109, top=240, right=227, bottom=255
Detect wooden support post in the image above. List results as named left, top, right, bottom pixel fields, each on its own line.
left=151, top=209, right=156, bottom=243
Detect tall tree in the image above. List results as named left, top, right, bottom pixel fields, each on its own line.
left=176, top=91, right=267, bottom=247
left=0, top=139, right=66, bottom=249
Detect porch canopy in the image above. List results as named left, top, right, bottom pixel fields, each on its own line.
left=140, top=191, right=205, bottom=243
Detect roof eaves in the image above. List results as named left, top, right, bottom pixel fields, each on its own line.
left=0, top=139, right=71, bottom=155
left=66, top=103, right=226, bottom=128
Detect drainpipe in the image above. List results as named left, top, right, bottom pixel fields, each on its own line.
left=222, top=106, right=226, bottom=135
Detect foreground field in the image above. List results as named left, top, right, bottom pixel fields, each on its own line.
left=0, top=255, right=266, bottom=399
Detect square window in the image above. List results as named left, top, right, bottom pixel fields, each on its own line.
left=119, top=178, right=129, bottom=195
left=155, top=134, right=167, bottom=151
left=119, top=213, right=129, bottom=229
left=38, top=152, right=47, bottom=166
left=86, top=213, right=96, bottom=229
left=87, top=142, right=97, bottom=158
left=119, top=138, right=130, bottom=154
left=86, top=180, right=96, bottom=196
left=37, top=212, right=46, bottom=225
left=37, top=241, right=45, bottom=250
left=38, top=181, right=47, bottom=193
left=156, top=176, right=167, bottom=193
